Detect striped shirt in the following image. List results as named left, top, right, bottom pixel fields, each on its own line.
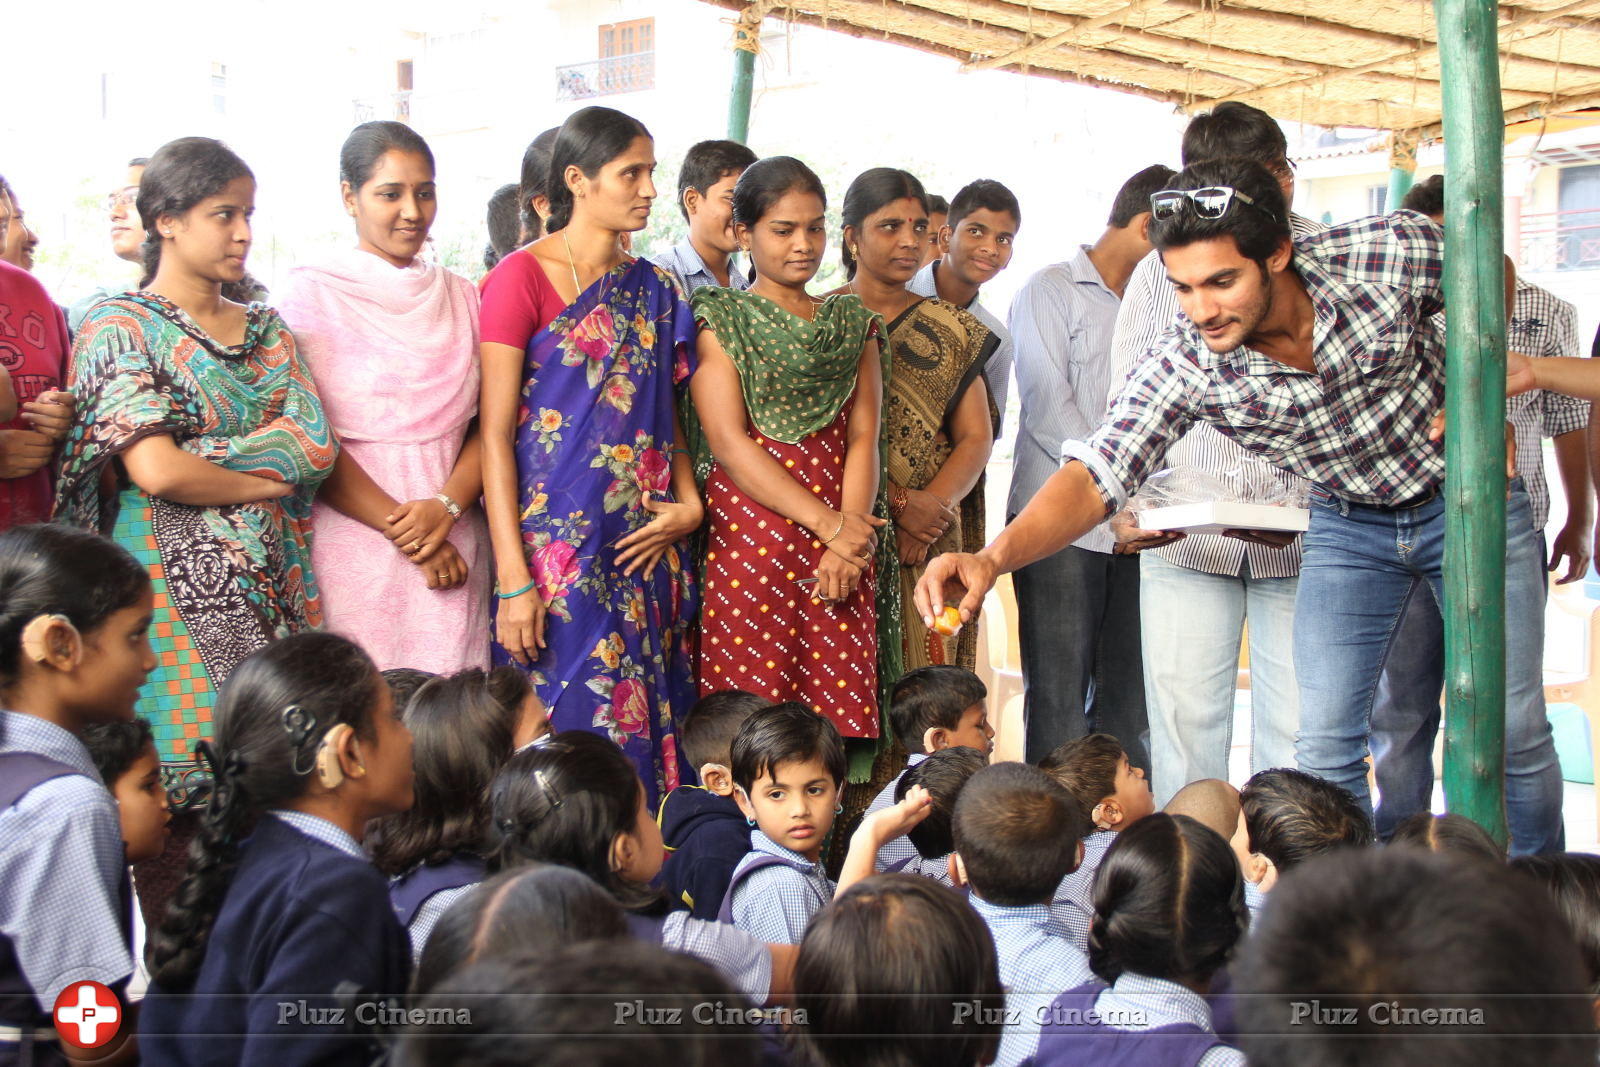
left=1504, top=279, right=1587, bottom=531
left=1076, top=212, right=1449, bottom=513
left=910, top=260, right=1014, bottom=415
left=1106, top=212, right=1326, bottom=578
left=650, top=239, right=750, bottom=296
left=1007, top=247, right=1122, bottom=552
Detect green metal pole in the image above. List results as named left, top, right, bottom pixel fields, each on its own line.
left=1387, top=131, right=1418, bottom=211
left=1433, top=0, right=1510, bottom=846
left=727, top=9, right=757, bottom=144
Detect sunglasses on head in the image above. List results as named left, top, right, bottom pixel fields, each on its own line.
left=1149, top=186, right=1279, bottom=223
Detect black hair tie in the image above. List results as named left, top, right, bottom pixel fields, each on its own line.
left=193, top=739, right=249, bottom=828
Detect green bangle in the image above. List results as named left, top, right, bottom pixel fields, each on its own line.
left=496, top=579, right=537, bottom=599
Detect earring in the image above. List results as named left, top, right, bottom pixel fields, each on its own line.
left=745, top=816, right=756, bottom=827
left=850, top=245, right=859, bottom=258
left=834, top=803, right=844, bottom=815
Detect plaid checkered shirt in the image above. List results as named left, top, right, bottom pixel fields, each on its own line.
left=1069, top=212, right=1450, bottom=511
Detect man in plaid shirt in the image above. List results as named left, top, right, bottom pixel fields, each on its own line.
left=916, top=157, right=1565, bottom=855
left=1367, top=175, right=1591, bottom=841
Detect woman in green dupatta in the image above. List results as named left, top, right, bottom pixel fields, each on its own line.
left=686, top=156, right=899, bottom=767
left=828, top=168, right=997, bottom=673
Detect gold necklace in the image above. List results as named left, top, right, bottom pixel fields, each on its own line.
left=562, top=229, right=582, bottom=295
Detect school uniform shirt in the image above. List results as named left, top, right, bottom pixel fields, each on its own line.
left=656, top=911, right=773, bottom=1003
left=658, top=786, right=750, bottom=920
left=404, top=884, right=478, bottom=966
left=970, top=893, right=1094, bottom=1067
left=1243, top=879, right=1265, bottom=922
left=867, top=752, right=928, bottom=872
left=139, top=811, right=411, bottom=1067
left=0, top=712, right=133, bottom=1018
left=890, top=851, right=957, bottom=886
left=911, top=260, right=1014, bottom=415
left=1049, top=829, right=1116, bottom=952
left=1028, top=972, right=1245, bottom=1067
left=727, top=831, right=834, bottom=945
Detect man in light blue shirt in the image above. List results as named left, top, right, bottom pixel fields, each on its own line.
left=909, top=179, right=1021, bottom=415
left=651, top=139, right=757, bottom=295
left=1006, top=164, right=1172, bottom=764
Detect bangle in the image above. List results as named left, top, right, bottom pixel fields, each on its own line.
left=671, top=448, right=690, bottom=456
left=889, top=485, right=908, bottom=521
left=496, top=579, right=537, bottom=599
left=819, top=512, right=847, bottom=545
left=435, top=492, right=462, bottom=519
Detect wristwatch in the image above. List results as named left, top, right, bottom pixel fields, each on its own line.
left=434, top=492, right=463, bottom=519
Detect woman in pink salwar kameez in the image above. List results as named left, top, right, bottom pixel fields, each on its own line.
left=279, top=121, right=490, bottom=672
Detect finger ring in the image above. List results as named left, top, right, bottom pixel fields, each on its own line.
left=410, top=540, right=421, bottom=553
left=437, top=572, right=449, bottom=578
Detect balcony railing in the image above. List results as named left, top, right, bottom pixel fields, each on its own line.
left=1519, top=207, right=1600, bottom=272
left=555, top=52, right=655, bottom=100
left=352, top=92, right=413, bottom=125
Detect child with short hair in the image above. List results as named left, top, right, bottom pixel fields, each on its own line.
left=652, top=138, right=760, bottom=293
left=380, top=667, right=436, bottom=714
left=1230, top=767, right=1373, bottom=911
left=1039, top=732, right=1154, bottom=948
left=140, top=632, right=416, bottom=1065
left=1163, top=778, right=1240, bottom=842
left=794, top=874, right=1004, bottom=1067
left=952, top=762, right=1094, bottom=1067
left=1030, top=813, right=1249, bottom=1066
left=412, top=864, right=628, bottom=995
left=368, top=667, right=526, bottom=962
left=725, top=702, right=847, bottom=944
left=1238, top=849, right=1594, bottom=1065
left=85, top=718, right=173, bottom=867
left=489, top=730, right=789, bottom=1004
left=85, top=718, right=173, bottom=1002
left=1389, top=811, right=1503, bottom=866
left=1510, top=852, right=1600, bottom=1021
left=658, top=689, right=769, bottom=919
left=0, top=524, right=154, bottom=1063
left=869, top=665, right=993, bottom=872
left=888, top=745, right=986, bottom=884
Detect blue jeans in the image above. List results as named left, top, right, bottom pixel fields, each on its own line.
left=1014, top=543, right=1149, bottom=768
left=1294, top=481, right=1564, bottom=855
left=1370, top=589, right=1444, bottom=839
left=1140, top=552, right=1301, bottom=807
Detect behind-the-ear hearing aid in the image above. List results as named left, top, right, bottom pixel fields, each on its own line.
left=19, top=614, right=83, bottom=669
left=314, top=724, right=355, bottom=789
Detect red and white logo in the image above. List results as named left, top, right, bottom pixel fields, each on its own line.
left=52, top=980, right=121, bottom=1049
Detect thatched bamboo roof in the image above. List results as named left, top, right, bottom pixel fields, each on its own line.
left=707, top=0, right=1600, bottom=132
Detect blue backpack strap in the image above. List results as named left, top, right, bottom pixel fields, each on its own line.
left=0, top=752, right=80, bottom=810
left=389, top=854, right=488, bottom=928
left=883, top=855, right=916, bottom=874
left=716, top=854, right=808, bottom=925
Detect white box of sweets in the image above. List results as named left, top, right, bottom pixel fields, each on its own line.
left=1137, top=501, right=1311, bottom=536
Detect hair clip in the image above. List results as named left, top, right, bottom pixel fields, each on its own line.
left=282, top=705, right=319, bottom=775
left=532, top=769, right=564, bottom=810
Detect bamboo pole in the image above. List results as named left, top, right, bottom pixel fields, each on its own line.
left=1434, top=0, right=1510, bottom=846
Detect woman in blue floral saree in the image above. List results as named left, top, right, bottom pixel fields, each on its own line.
left=478, top=107, right=701, bottom=806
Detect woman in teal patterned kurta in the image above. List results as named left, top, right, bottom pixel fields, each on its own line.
left=53, top=138, right=336, bottom=775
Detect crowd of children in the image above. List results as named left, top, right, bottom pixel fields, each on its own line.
left=3, top=522, right=1600, bottom=1065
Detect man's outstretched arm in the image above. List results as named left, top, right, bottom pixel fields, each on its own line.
left=912, top=460, right=1113, bottom=627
